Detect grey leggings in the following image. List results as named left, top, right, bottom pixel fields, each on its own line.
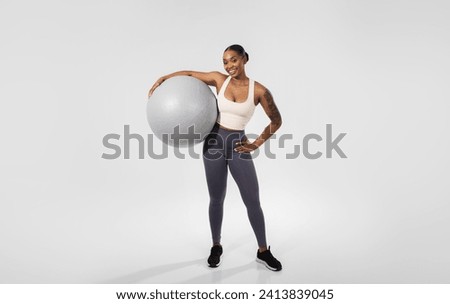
left=202, top=123, right=267, bottom=248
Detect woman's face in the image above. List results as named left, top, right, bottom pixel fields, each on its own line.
left=223, top=50, right=246, bottom=78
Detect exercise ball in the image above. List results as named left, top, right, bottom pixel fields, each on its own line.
left=147, top=76, right=218, bottom=147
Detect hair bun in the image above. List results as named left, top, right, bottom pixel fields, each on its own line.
left=224, top=44, right=249, bottom=62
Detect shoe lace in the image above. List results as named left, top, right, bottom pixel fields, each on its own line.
left=262, top=248, right=279, bottom=264
left=211, top=246, right=222, bottom=255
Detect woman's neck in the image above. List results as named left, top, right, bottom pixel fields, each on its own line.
left=230, top=73, right=249, bottom=85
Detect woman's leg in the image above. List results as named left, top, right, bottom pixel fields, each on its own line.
left=228, top=150, right=267, bottom=249
left=203, top=130, right=228, bottom=245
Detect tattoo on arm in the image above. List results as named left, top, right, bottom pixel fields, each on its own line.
left=252, top=89, right=283, bottom=147
left=263, top=89, right=282, bottom=125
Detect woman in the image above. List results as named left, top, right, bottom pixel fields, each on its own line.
left=148, top=45, right=282, bottom=271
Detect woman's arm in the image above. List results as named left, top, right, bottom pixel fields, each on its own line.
left=235, top=84, right=282, bottom=153
left=148, top=70, right=225, bottom=97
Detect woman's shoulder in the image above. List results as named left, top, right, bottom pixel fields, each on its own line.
left=253, top=80, right=270, bottom=98
left=210, top=71, right=228, bottom=81
left=209, top=72, right=228, bottom=88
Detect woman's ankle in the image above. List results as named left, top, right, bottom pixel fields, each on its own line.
left=258, top=246, right=268, bottom=253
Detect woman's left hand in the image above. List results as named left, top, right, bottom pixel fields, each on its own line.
left=234, top=140, right=259, bottom=153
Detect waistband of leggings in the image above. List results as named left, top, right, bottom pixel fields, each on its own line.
left=214, top=123, right=245, bottom=134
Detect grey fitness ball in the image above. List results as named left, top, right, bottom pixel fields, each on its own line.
left=147, top=76, right=218, bottom=147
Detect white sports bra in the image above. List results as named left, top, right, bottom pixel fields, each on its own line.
left=217, top=76, right=256, bottom=130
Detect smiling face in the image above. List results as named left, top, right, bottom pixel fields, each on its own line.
left=223, top=50, right=247, bottom=78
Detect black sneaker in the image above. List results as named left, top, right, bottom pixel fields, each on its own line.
left=207, top=245, right=223, bottom=267
left=256, top=246, right=282, bottom=271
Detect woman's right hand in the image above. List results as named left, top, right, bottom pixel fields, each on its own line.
left=148, top=77, right=165, bottom=97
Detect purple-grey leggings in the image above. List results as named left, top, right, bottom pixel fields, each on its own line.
left=202, top=123, right=267, bottom=248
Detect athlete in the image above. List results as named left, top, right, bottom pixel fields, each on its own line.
left=148, top=44, right=282, bottom=271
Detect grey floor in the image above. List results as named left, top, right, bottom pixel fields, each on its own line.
left=2, top=169, right=449, bottom=284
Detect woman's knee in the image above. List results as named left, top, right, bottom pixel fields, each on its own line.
left=209, top=196, right=226, bottom=206
left=242, top=197, right=261, bottom=209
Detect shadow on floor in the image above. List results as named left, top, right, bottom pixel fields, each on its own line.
left=99, top=238, right=285, bottom=284
left=179, top=260, right=282, bottom=284
left=100, top=258, right=205, bottom=283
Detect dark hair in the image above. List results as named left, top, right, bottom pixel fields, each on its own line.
left=224, top=44, right=249, bottom=62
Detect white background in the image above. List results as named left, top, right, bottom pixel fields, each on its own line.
left=1, top=0, right=449, bottom=283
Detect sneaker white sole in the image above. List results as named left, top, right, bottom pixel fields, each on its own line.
left=256, top=258, right=279, bottom=271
